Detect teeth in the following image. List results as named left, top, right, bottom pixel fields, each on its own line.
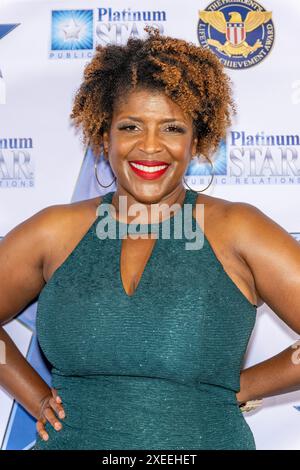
left=130, top=162, right=168, bottom=173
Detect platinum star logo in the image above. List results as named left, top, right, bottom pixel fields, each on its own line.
left=62, top=18, right=81, bottom=40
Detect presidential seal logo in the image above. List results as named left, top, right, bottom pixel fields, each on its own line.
left=197, top=0, right=275, bottom=69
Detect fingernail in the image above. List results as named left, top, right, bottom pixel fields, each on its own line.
left=43, top=433, right=48, bottom=441
left=56, top=396, right=62, bottom=403
left=55, top=422, right=62, bottom=430
left=59, top=411, right=65, bottom=419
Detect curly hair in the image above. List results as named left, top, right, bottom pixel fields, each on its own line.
left=70, top=26, right=235, bottom=158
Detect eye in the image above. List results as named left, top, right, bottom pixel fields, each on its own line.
left=118, top=124, right=139, bottom=131
left=165, top=125, right=186, bottom=133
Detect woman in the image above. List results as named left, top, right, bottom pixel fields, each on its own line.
left=0, top=27, right=300, bottom=450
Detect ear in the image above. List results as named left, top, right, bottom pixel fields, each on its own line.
left=102, top=131, right=109, bottom=160
left=191, top=135, right=198, bottom=157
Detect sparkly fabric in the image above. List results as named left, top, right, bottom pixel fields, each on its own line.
left=32, top=189, right=257, bottom=450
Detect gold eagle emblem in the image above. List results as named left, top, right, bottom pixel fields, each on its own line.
left=199, top=10, right=272, bottom=57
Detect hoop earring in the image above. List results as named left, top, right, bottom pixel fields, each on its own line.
left=182, top=156, right=215, bottom=193
left=94, top=154, right=116, bottom=188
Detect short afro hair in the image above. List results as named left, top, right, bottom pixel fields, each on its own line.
left=70, top=26, right=235, bottom=158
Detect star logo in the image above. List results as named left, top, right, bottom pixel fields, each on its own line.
left=62, top=18, right=82, bottom=40
left=51, top=10, right=93, bottom=53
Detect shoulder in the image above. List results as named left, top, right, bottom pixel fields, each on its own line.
left=218, top=197, right=296, bottom=259
left=39, top=194, right=102, bottom=256
left=195, top=192, right=270, bottom=242
left=8, top=195, right=102, bottom=270
left=7, top=196, right=101, bottom=250
left=0, top=196, right=102, bottom=322
left=36, top=196, right=103, bottom=282
left=224, top=198, right=300, bottom=276
left=195, top=193, right=232, bottom=216
left=38, top=195, right=102, bottom=236
left=194, top=193, right=235, bottom=238
left=195, top=192, right=292, bottom=257
left=200, top=195, right=300, bottom=317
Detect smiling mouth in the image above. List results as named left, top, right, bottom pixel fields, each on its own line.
left=128, top=160, right=170, bottom=180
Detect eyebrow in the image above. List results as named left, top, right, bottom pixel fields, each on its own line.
left=118, top=116, right=188, bottom=124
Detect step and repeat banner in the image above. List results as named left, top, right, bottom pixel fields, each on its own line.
left=0, top=0, right=299, bottom=450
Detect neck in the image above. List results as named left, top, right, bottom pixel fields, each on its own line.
left=110, top=185, right=187, bottom=225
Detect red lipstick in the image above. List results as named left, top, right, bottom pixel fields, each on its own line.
left=128, top=160, right=170, bottom=180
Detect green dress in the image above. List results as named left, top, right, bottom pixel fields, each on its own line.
left=32, top=189, right=257, bottom=450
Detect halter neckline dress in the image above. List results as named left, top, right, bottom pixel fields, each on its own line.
left=32, top=188, right=257, bottom=450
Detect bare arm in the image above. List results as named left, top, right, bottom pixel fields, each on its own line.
left=230, top=203, right=300, bottom=404
left=237, top=343, right=300, bottom=404
left=0, top=327, right=51, bottom=419
left=0, top=206, right=65, bottom=435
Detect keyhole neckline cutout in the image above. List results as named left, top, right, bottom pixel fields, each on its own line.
left=98, top=189, right=197, bottom=298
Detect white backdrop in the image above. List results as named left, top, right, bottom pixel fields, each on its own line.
left=0, top=0, right=299, bottom=450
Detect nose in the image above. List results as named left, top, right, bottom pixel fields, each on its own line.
left=138, top=128, right=163, bottom=155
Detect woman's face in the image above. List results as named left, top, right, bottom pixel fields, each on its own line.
left=103, top=88, right=198, bottom=203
